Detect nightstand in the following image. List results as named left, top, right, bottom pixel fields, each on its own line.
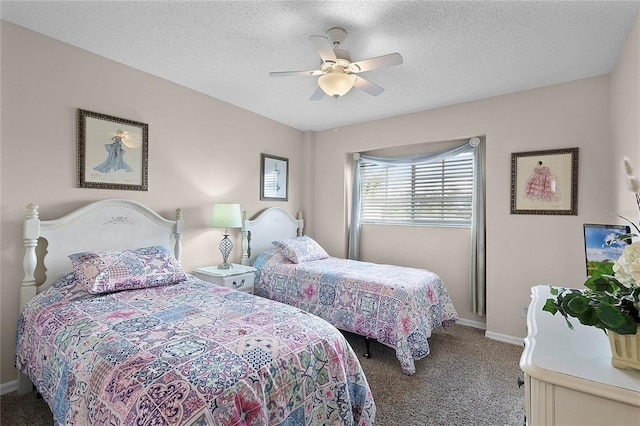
left=193, top=264, right=257, bottom=294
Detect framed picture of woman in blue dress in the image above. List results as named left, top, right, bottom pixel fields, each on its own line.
left=510, top=147, right=579, bottom=215
left=77, top=109, right=148, bottom=190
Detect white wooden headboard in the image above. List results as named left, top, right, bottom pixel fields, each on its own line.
left=241, top=207, right=304, bottom=265
left=21, top=199, right=184, bottom=310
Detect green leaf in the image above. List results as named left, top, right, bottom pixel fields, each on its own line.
left=561, top=292, right=583, bottom=315
left=543, top=299, right=558, bottom=314
left=595, top=302, right=627, bottom=329
left=575, top=307, right=599, bottom=327
left=566, top=295, right=589, bottom=315
left=610, top=318, right=639, bottom=335
left=584, top=274, right=618, bottom=292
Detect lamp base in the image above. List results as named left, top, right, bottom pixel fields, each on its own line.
left=218, top=234, right=233, bottom=270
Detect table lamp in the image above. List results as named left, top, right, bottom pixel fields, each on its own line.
left=211, top=203, right=242, bottom=269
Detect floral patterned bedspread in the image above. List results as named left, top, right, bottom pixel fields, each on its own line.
left=16, top=273, right=375, bottom=425
left=254, top=250, right=459, bottom=375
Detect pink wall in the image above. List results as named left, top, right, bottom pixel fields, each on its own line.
left=611, top=13, right=640, bottom=221
left=0, top=22, right=304, bottom=385
left=311, top=76, right=614, bottom=342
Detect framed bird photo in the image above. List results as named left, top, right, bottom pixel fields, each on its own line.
left=77, top=109, right=148, bottom=191
left=510, top=147, right=578, bottom=215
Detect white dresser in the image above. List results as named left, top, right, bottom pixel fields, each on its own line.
left=520, top=285, right=640, bottom=426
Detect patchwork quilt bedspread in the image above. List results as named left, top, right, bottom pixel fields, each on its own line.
left=254, top=250, right=459, bottom=375
left=16, top=273, right=375, bottom=425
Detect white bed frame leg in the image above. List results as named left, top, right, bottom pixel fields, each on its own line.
left=18, top=203, right=40, bottom=394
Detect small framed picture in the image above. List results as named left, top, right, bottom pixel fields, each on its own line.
left=77, top=109, right=148, bottom=191
left=510, top=147, right=578, bottom=215
left=583, top=224, right=631, bottom=276
left=260, top=154, right=288, bottom=201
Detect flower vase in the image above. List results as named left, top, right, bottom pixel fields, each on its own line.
left=608, top=325, right=640, bottom=371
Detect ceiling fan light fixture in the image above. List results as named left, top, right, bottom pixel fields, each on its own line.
left=318, top=71, right=356, bottom=97
left=270, top=28, right=403, bottom=100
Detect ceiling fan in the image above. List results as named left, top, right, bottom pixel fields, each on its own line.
left=269, top=27, right=403, bottom=100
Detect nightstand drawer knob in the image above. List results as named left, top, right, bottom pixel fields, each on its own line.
left=233, top=279, right=245, bottom=289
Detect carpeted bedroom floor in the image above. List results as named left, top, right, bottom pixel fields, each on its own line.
left=0, top=324, right=525, bottom=425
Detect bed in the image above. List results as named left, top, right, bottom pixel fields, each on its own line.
left=15, top=199, right=375, bottom=425
left=241, top=207, right=459, bottom=376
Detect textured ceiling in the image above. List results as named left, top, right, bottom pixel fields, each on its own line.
left=2, top=1, right=639, bottom=132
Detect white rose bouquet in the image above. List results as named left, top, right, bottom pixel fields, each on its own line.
left=613, top=242, right=640, bottom=287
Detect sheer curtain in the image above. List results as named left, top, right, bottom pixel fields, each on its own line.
left=348, top=138, right=486, bottom=316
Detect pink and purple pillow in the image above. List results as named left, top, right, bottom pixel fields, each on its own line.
left=69, top=245, right=186, bottom=294
left=272, top=236, right=329, bottom=264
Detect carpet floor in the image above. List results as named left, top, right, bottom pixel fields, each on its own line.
left=0, top=324, right=525, bottom=425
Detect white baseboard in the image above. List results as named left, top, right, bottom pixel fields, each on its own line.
left=456, top=318, right=487, bottom=330
left=0, top=379, right=18, bottom=395
left=455, top=318, right=523, bottom=346
left=485, top=330, right=524, bottom=346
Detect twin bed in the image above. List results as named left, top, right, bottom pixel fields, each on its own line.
left=15, top=200, right=458, bottom=424
left=15, top=200, right=375, bottom=425
left=240, top=207, right=458, bottom=376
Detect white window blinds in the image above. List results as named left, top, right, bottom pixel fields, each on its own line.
left=359, top=151, right=474, bottom=226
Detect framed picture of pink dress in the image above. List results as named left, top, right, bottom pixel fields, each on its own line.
left=510, top=147, right=578, bottom=215
left=77, top=109, right=148, bottom=191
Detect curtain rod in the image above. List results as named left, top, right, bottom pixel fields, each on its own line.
left=353, top=136, right=481, bottom=159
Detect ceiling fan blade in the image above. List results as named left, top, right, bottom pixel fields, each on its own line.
left=350, top=52, right=403, bottom=73
left=310, top=35, right=337, bottom=63
left=309, top=86, right=325, bottom=101
left=353, top=76, right=384, bottom=96
left=269, top=69, right=323, bottom=77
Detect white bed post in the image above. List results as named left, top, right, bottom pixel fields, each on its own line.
left=297, top=211, right=304, bottom=236
left=174, top=208, right=184, bottom=261
left=19, top=203, right=40, bottom=394
left=21, top=203, right=39, bottom=311
left=241, top=210, right=249, bottom=266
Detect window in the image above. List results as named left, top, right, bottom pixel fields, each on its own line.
left=359, top=151, right=474, bottom=227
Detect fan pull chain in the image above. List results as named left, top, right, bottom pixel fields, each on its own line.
left=334, top=96, right=339, bottom=133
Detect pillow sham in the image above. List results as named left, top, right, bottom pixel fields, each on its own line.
left=69, top=245, right=187, bottom=294
left=52, top=271, right=79, bottom=290
left=253, top=248, right=293, bottom=270
left=272, top=235, right=329, bottom=264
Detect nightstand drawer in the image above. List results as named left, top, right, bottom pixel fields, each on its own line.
left=218, top=273, right=254, bottom=292
left=192, top=264, right=256, bottom=294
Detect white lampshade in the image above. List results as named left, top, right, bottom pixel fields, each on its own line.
left=318, top=71, right=356, bottom=97
left=211, top=203, right=242, bottom=229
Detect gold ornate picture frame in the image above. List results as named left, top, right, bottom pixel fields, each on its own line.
left=77, top=109, right=148, bottom=191
left=510, top=147, right=578, bottom=215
